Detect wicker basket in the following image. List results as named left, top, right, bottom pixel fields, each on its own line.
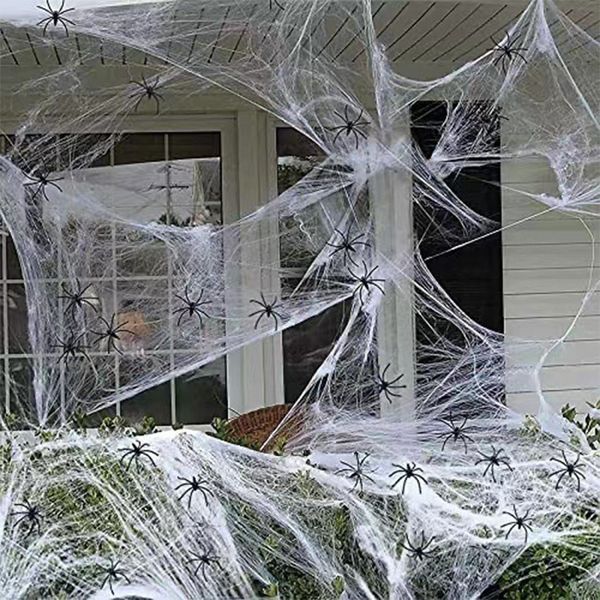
left=226, top=404, right=295, bottom=450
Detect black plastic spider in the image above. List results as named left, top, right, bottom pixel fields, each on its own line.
left=176, top=475, right=214, bottom=509
left=348, top=261, right=385, bottom=307
left=400, top=532, right=436, bottom=561
left=389, top=462, right=427, bottom=495
left=326, top=227, right=371, bottom=266
left=23, top=167, right=63, bottom=202
left=501, top=504, right=533, bottom=545
left=437, top=415, right=475, bottom=453
left=10, top=499, right=43, bottom=537
left=37, top=0, right=75, bottom=37
left=249, top=293, right=284, bottom=331
left=549, top=450, right=585, bottom=492
left=58, top=279, right=98, bottom=314
left=100, top=559, right=131, bottom=595
left=185, top=548, right=222, bottom=580
left=491, top=33, right=528, bottom=75
left=479, top=109, right=508, bottom=142
left=375, top=363, right=406, bottom=403
left=118, top=441, right=159, bottom=472
left=129, top=75, right=164, bottom=115
left=326, top=105, right=370, bottom=149
left=476, top=446, right=513, bottom=483
left=91, top=314, right=135, bottom=355
left=52, top=331, right=91, bottom=363
left=173, top=286, right=210, bottom=327
left=335, top=452, right=375, bottom=495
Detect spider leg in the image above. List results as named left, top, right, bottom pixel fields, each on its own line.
left=109, top=577, right=115, bottom=595
left=253, top=312, right=266, bottom=329
left=331, top=128, right=344, bottom=145
left=573, top=472, right=582, bottom=492
left=62, top=8, right=76, bottom=15
left=37, top=6, right=52, bottom=15
left=59, top=0, right=65, bottom=11
left=440, top=433, right=452, bottom=452
left=502, top=523, right=517, bottom=539
left=58, top=18, right=70, bottom=36
left=62, top=17, right=76, bottom=26
left=482, top=462, right=492, bottom=479
left=554, top=471, right=568, bottom=490
left=37, top=17, right=51, bottom=28
left=193, top=310, right=204, bottom=328
left=176, top=309, right=187, bottom=327
left=401, top=476, right=409, bottom=495
left=355, top=127, right=368, bottom=140
left=352, top=128, right=359, bottom=150
left=272, top=312, right=280, bottom=331
left=153, top=95, right=160, bottom=115
left=461, top=435, right=468, bottom=454
left=133, top=95, right=144, bottom=113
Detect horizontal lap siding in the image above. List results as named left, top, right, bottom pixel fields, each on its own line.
left=502, top=155, right=600, bottom=414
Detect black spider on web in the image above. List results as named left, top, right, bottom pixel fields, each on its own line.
left=375, top=363, right=406, bottom=403
left=23, top=166, right=63, bottom=202
left=185, top=547, right=223, bottom=581
left=58, top=279, right=98, bottom=314
left=37, top=0, right=75, bottom=37
left=347, top=261, right=385, bottom=307
left=173, top=286, right=210, bottom=327
left=501, top=504, right=533, bottom=545
left=118, top=441, right=159, bottom=472
left=326, top=227, right=371, bottom=266
left=336, top=452, right=375, bottom=495
left=52, top=331, right=91, bottom=364
left=326, top=105, right=370, bottom=149
left=476, top=446, right=513, bottom=483
left=491, top=32, right=528, bottom=75
left=176, top=475, right=214, bottom=509
left=10, top=499, right=43, bottom=537
left=100, top=559, right=131, bottom=595
left=437, top=414, right=475, bottom=453
left=389, top=462, right=427, bottom=495
left=129, top=75, right=165, bottom=115
left=549, top=450, right=585, bottom=492
left=479, top=109, right=508, bottom=143
left=249, top=293, right=284, bottom=331
left=91, top=314, right=135, bottom=355
left=399, top=532, right=436, bottom=561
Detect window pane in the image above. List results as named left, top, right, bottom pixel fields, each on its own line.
left=114, top=133, right=164, bottom=165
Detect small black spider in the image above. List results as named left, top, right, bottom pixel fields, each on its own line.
left=476, top=446, right=513, bottom=483
left=10, top=499, right=43, bottom=537
left=549, top=450, right=585, bottom=492
left=375, top=363, right=406, bottom=403
left=129, top=75, right=164, bottom=115
left=118, top=441, right=159, bottom=472
left=336, top=452, right=375, bottom=495
left=52, top=331, right=91, bottom=364
left=23, top=166, right=63, bottom=202
left=173, top=286, right=210, bottom=327
left=91, top=314, right=135, bottom=355
left=437, top=415, right=475, bottom=453
left=58, top=279, right=98, bottom=314
left=400, top=532, right=436, bottom=561
left=37, top=0, right=75, bottom=37
left=326, top=227, right=371, bottom=266
left=326, top=105, right=370, bottom=149
left=176, top=475, right=214, bottom=509
left=185, top=548, right=222, bottom=580
left=100, top=559, right=131, bottom=595
left=348, top=261, right=385, bottom=307
left=501, top=504, right=533, bottom=545
left=389, top=462, right=427, bottom=495
left=479, top=109, right=508, bottom=142
left=491, top=32, right=528, bottom=75
left=249, top=293, right=284, bottom=331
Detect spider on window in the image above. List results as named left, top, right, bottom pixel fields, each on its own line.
left=336, top=452, right=375, bottom=495
left=375, top=363, right=406, bottom=403
left=129, top=75, right=165, bottom=115
left=347, top=261, right=385, bottom=307
left=549, top=450, right=585, bottom=492
left=100, top=559, right=131, bottom=595
left=399, top=532, right=436, bottom=561
left=91, top=314, right=135, bottom=355
left=10, top=499, right=43, bottom=537
left=326, top=227, right=371, bottom=266
left=118, top=441, right=159, bottom=472
left=52, top=331, right=91, bottom=364
left=501, top=504, right=533, bottom=545
left=185, top=548, right=222, bottom=581
left=476, top=446, right=513, bottom=483
left=326, top=105, right=370, bottom=149
left=491, top=33, right=528, bottom=75
left=249, top=293, right=284, bottom=331
left=36, top=0, right=75, bottom=37
left=389, top=462, right=427, bottom=495
left=176, top=475, right=214, bottom=509
left=437, top=414, right=475, bottom=453
left=59, top=279, right=98, bottom=314
left=23, top=166, right=64, bottom=202
left=173, top=286, right=210, bottom=328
